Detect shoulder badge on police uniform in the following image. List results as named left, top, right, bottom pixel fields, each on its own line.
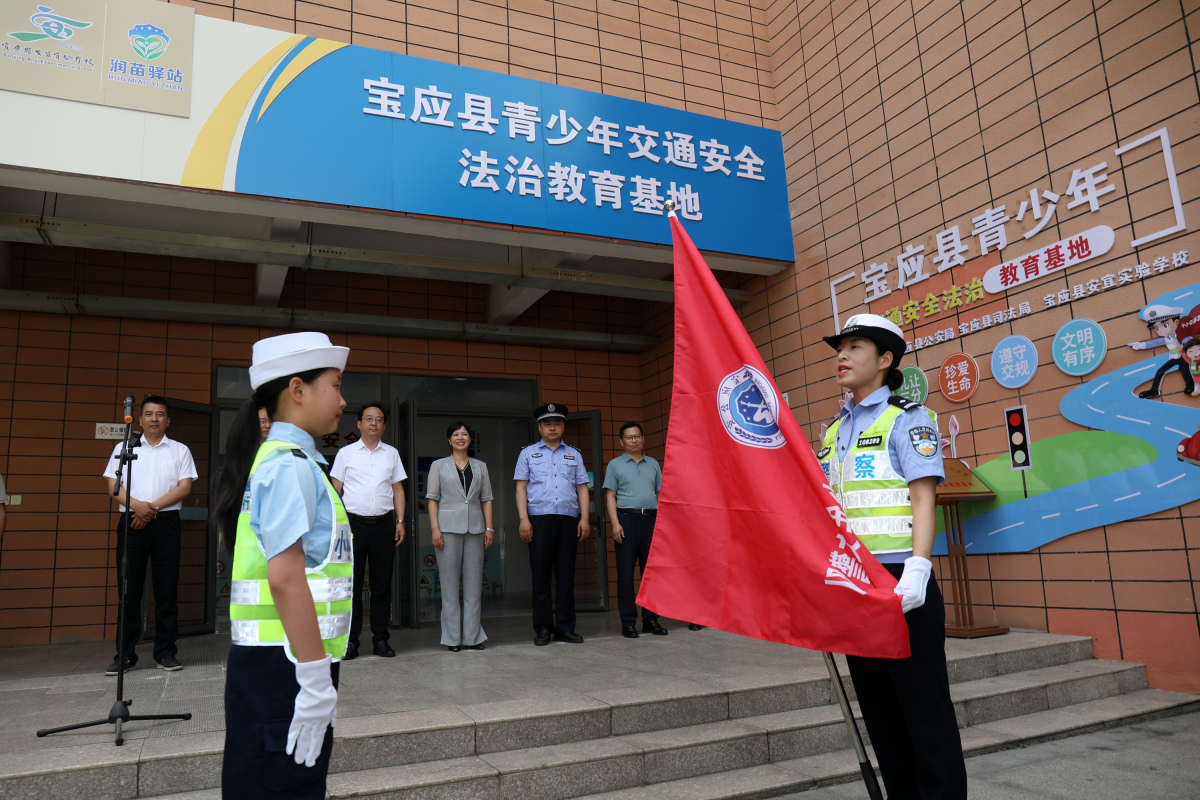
left=888, top=395, right=920, bottom=411
left=908, top=426, right=939, bottom=458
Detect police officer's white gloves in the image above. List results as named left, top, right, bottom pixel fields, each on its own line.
left=894, top=556, right=933, bottom=613
left=288, top=655, right=337, bottom=767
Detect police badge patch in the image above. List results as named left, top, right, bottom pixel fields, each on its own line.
left=909, top=426, right=939, bottom=458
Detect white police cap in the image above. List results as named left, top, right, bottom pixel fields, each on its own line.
left=1140, top=304, right=1183, bottom=324
left=249, top=332, right=349, bottom=390
left=823, top=313, right=907, bottom=360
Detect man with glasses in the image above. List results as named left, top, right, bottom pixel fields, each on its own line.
left=602, top=422, right=667, bottom=638
left=331, top=404, right=407, bottom=659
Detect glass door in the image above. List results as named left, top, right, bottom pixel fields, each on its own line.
left=392, top=399, right=421, bottom=628
left=565, top=409, right=609, bottom=611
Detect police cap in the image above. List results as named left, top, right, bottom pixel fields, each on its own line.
left=823, top=313, right=907, bottom=364
left=535, top=403, right=568, bottom=422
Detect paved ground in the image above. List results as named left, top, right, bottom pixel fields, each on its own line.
left=785, top=710, right=1200, bottom=799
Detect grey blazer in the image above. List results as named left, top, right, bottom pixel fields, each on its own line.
left=426, top=456, right=493, bottom=534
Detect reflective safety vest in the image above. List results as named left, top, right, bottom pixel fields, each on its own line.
left=817, top=402, right=937, bottom=555
left=230, top=440, right=354, bottom=662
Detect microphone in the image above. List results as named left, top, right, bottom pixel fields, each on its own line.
left=123, top=394, right=135, bottom=424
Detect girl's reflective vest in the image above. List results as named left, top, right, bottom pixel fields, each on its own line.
left=817, top=399, right=937, bottom=555
left=230, top=440, right=354, bottom=662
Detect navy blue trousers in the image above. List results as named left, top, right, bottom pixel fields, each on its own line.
left=528, top=514, right=578, bottom=635
left=221, top=646, right=339, bottom=800
left=846, top=564, right=967, bottom=800
left=614, top=511, right=658, bottom=626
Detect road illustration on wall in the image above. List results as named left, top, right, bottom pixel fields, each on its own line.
left=934, top=279, right=1200, bottom=555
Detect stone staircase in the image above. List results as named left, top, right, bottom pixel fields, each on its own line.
left=3, top=633, right=1196, bottom=800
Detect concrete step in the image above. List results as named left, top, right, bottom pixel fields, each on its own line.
left=576, top=689, right=1200, bottom=800
left=295, top=669, right=1189, bottom=800
left=0, top=634, right=1132, bottom=799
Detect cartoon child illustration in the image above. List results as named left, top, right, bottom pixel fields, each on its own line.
left=1183, top=337, right=1200, bottom=398
left=1128, top=304, right=1196, bottom=399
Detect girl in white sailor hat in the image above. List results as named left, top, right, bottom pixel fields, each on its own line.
left=213, top=332, right=351, bottom=799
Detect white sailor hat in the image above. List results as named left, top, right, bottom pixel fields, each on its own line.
left=1140, top=304, right=1183, bottom=324
left=823, top=313, right=907, bottom=362
left=249, top=332, right=349, bottom=390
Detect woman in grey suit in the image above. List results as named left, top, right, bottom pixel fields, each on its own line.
left=427, top=422, right=494, bottom=651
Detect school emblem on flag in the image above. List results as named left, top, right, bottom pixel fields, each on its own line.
left=717, top=365, right=785, bottom=449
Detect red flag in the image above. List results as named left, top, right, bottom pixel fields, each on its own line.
left=636, top=215, right=911, bottom=659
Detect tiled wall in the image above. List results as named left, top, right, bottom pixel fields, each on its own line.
left=751, top=0, right=1200, bottom=692
left=0, top=243, right=658, bottom=646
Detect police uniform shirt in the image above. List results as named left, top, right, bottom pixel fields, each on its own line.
left=602, top=454, right=662, bottom=509
left=831, top=386, right=944, bottom=562
left=514, top=440, right=590, bottom=516
left=329, top=438, right=407, bottom=516
left=102, top=434, right=198, bottom=512
left=251, top=421, right=336, bottom=568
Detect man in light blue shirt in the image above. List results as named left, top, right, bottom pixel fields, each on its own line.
left=515, top=403, right=591, bottom=645
left=602, top=422, right=666, bottom=638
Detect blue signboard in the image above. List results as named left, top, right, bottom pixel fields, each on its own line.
left=1052, top=318, right=1107, bottom=376
left=234, top=40, right=795, bottom=262
left=991, top=335, right=1038, bottom=389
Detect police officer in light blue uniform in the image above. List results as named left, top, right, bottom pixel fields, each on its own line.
left=514, top=403, right=592, bottom=646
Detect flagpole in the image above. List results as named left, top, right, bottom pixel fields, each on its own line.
left=823, top=652, right=883, bottom=800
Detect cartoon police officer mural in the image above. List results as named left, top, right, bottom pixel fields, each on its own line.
left=1128, top=303, right=1196, bottom=399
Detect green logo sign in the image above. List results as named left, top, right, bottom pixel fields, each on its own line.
left=898, top=366, right=928, bottom=404
left=8, top=5, right=91, bottom=42
left=127, top=23, right=169, bottom=60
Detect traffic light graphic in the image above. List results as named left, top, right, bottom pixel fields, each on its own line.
left=1005, top=405, right=1032, bottom=471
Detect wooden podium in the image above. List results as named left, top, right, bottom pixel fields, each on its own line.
left=936, top=458, right=1009, bottom=639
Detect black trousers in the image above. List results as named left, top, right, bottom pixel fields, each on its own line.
left=1147, top=356, right=1195, bottom=395
left=846, top=563, right=967, bottom=800
left=528, top=514, right=578, bottom=635
left=349, top=514, right=395, bottom=646
left=222, top=645, right=339, bottom=799
left=114, top=511, right=180, bottom=664
left=615, top=512, right=658, bottom=626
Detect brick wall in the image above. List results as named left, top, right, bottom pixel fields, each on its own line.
left=752, top=0, right=1200, bottom=692
left=0, top=242, right=660, bottom=645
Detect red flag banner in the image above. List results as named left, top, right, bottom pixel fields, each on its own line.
left=636, top=215, right=911, bottom=659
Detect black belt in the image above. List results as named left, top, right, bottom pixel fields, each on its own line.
left=347, top=512, right=393, bottom=524
left=617, top=508, right=657, bottom=516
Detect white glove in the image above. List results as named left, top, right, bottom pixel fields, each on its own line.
left=287, top=655, right=337, bottom=767
left=894, top=556, right=933, bottom=613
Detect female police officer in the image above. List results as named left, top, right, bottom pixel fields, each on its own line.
left=818, top=313, right=967, bottom=800
left=213, top=332, right=352, bottom=799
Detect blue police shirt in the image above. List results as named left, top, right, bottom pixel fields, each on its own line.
left=514, top=439, right=589, bottom=516
left=251, top=421, right=335, bottom=568
left=832, top=386, right=944, bottom=562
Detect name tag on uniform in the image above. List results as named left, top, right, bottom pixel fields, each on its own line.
left=817, top=446, right=831, bottom=459
left=330, top=524, right=353, bottom=563
left=564, top=454, right=576, bottom=460
left=856, top=435, right=883, bottom=448
left=531, top=452, right=542, bottom=458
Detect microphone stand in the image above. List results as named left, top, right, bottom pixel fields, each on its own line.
left=37, top=417, right=191, bottom=745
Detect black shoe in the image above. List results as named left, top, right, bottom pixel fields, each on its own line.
left=534, top=630, right=552, bottom=646
left=622, top=626, right=639, bottom=638
left=688, top=623, right=703, bottom=631
left=373, top=641, right=396, bottom=657
left=1140, top=389, right=1161, bottom=399
left=105, top=657, right=135, bottom=676
left=643, top=619, right=668, bottom=635
left=553, top=632, right=584, bottom=644
left=343, top=641, right=359, bottom=660
left=448, top=645, right=461, bottom=652
left=156, top=654, right=183, bottom=671
left=466, top=643, right=485, bottom=650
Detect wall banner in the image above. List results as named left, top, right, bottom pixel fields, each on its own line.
left=0, top=0, right=194, bottom=116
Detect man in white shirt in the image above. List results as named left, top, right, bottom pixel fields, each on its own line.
left=102, top=396, right=197, bottom=675
left=331, top=403, right=407, bottom=659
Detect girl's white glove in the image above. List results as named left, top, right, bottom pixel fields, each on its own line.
left=894, top=556, right=932, bottom=613
left=287, top=655, right=337, bottom=767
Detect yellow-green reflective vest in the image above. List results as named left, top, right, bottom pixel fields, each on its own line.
left=817, top=402, right=937, bottom=555
left=230, top=440, right=353, bottom=662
